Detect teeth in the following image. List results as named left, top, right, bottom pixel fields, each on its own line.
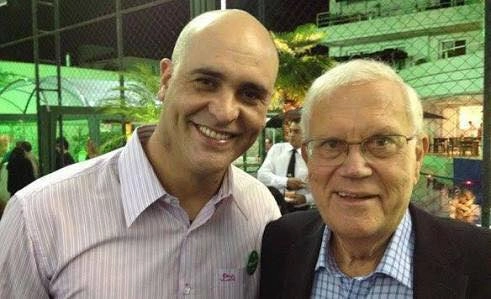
left=198, top=125, right=232, bottom=141
left=338, top=192, right=366, bottom=198
left=338, top=192, right=355, bottom=198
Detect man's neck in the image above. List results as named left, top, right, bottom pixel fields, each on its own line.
left=330, top=233, right=391, bottom=277
left=167, top=170, right=225, bottom=220
left=144, top=136, right=226, bottom=220
left=289, top=143, right=300, bottom=150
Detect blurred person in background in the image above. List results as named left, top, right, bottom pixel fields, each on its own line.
left=258, top=110, right=312, bottom=214
left=0, top=135, right=11, bottom=203
left=7, top=145, right=35, bottom=196
left=85, top=138, right=99, bottom=159
left=463, top=120, right=478, bottom=137
left=448, top=189, right=480, bottom=224
left=55, top=136, right=75, bottom=169
left=19, top=141, right=39, bottom=179
left=0, top=135, right=9, bottom=159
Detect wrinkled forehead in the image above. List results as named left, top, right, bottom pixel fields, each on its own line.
left=176, top=26, right=278, bottom=90
left=310, top=81, right=412, bottom=136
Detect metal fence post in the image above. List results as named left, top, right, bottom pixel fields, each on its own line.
left=481, top=0, right=490, bottom=227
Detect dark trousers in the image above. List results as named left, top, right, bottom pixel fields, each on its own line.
left=266, top=186, right=309, bottom=215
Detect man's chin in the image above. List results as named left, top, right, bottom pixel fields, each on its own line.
left=193, top=155, right=233, bottom=173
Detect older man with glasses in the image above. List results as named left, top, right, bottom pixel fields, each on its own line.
left=259, top=59, right=491, bottom=299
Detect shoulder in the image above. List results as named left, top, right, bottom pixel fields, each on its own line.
left=411, top=204, right=491, bottom=242
left=410, top=204, right=491, bottom=262
left=13, top=149, right=122, bottom=216
left=231, top=165, right=270, bottom=192
left=273, top=209, right=322, bottom=227
left=268, top=142, right=290, bottom=153
left=264, top=209, right=323, bottom=241
left=230, top=165, right=279, bottom=206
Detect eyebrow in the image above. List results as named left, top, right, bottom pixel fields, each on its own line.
left=310, top=130, right=406, bottom=141
left=189, top=67, right=270, bottom=96
left=239, top=82, right=269, bottom=98
left=189, top=67, right=225, bottom=80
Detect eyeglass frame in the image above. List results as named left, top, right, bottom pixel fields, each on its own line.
left=302, top=133, right=418, bottom=166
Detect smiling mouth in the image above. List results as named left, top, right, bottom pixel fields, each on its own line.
left=196, top=124, right=233, bottom=141
left=336, top=191, right=375, bottom=199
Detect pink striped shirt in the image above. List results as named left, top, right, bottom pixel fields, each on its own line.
left=0, top=126, right=280, bottom=298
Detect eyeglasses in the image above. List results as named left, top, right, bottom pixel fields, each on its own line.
left=304, top=134, right=416, bottom=166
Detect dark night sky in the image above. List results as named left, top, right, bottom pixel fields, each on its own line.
left=0, top=0, right=328, bottom=64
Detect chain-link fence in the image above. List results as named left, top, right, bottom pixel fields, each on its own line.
left=0, top=0, right=488, bottom=225
left=314, top=0, right=488, bottom=225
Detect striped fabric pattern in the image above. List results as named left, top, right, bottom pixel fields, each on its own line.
left=311, top=210, right=414, bottom=298
left=0, top=126, right=280, bottom=298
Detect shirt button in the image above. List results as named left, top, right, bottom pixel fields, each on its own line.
left=183, top=285, right=191, bottom=295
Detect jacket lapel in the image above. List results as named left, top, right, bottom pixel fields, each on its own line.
left=276, top=205, right=470, bottom=298
left=281, top=214, right=325, bottom=299
left=410, top=205, right=468, bottom=299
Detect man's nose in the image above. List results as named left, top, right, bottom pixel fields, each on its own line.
left=209, top=91, right=240, bottom=124
left=338, top=145, right=373, bottom=178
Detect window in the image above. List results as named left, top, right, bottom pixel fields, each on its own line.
left=440, top=40, right=466, bottom=58
left=459, top=106, right=482, bottom=130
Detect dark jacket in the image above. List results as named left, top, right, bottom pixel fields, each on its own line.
left=7, top=148, right=35, bottom=195
left=55, top=151, right=75, bottom=170
left=260, top=204, right=491, bottom=299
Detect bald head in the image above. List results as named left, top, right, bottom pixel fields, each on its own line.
left=171, top=9, right=278, bottom=72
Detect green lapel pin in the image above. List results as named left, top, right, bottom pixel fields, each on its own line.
left=246, top=250, right=259, bottom=275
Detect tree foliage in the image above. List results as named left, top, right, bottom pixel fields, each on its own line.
left=271, top=23, right=333, bottom=111
left=0, top=69, right=22, bottom=87
left=101, top=64, right=161, bottom=124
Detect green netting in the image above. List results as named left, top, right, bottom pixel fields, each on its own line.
left=0, top=60, right=121, bottom=114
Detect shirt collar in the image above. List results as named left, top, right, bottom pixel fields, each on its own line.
left=374, top=210, right=414, bottom=288
left=188, top=166, right=242, bottom=228
left=118, top=125, right=238, bottom=227
left=314, top=210, right=414, bottom=288
left=118, top=125, right=167, bottom=227
left=226, top=165, right=250, bottom=220
left=314, top=226, right=331, bottom=272
left=207, top=164, right=234, bottom=207
left=287, top=143, right=300, bottom=153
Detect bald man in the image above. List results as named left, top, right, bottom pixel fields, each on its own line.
left=0, top=10, right=280, bottom=298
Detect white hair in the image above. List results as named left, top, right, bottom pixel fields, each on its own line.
left=301, top=59, right=423, bottom=139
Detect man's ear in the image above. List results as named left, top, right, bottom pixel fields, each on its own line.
left=417, top=134, right=429, bottom=160
left=301, top=143, right=309, bottom=163
left=158, top=58, right=173, bottom=102
left=414, top=134, right=429, bottom=184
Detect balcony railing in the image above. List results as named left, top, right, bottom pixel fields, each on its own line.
left=317, top=0, right=467, bottom=27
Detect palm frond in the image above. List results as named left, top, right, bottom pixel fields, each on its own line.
left=273, top=23, right=327, bottom=56
left=271, top=23, right=334, bottom=109
left=99, top=63, right=161, bottom=124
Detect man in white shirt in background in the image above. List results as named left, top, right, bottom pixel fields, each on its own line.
left=258, top=110, right=313, bottom=214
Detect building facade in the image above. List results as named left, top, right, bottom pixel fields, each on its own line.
left=318, top=0, right=483, bottom=142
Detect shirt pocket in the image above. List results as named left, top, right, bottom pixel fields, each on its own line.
left=214, top=267, right=250, bottom=298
